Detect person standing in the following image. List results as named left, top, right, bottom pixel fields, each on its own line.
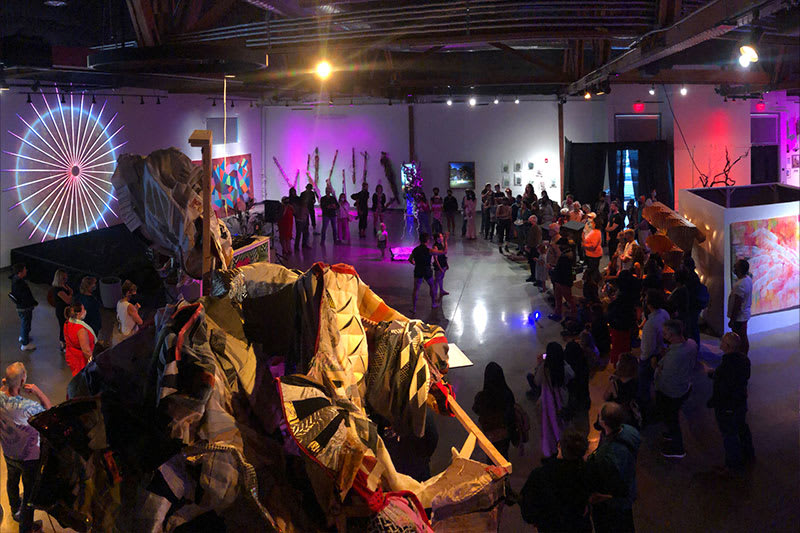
left=0, top=362, right=52, bottom=532
left=582, top=217, right=602, bottom=278
left=473, top=362, right=517, bottom=458
left=464, top=190, right=477, bottom=239
left=619, top=229, right=640, bottom=271
left=524, top=215, right=543, bottom=283
left=443, top=189, right=459, bottom=235
left=50, top=269, right=73, bottom=353
left=289, top=187, right=311, bottom=250
left=529, top=342, right=575, bottom=458
left=9, top=264, right=38, bottom=351
left=638, top=290, right=670, bottom=422
left=351, top=182, right=370, bottom=238
left=63, top=303, right=96, bottom=376
left=278, top=196, right=295, bottom=255
left=300, top=183, right=318, bottom=234
left=585, top=402, right=641, bottom=533
left=416, top=193, right=432, bottom=236
left=113, top=280, right=144, bottom=346
left=432, top=231, right=449, bottom=299
left=549, top=241, right=576, bottom=321
left=319, top=186, right=339, bottom=245
left=430, top=187, right=444, bottom=234
left=564, top=340, right=591, bottom=436
left=336, top=192, right=352, bottom=243
left=480, top=184, right=492, bottom=238
left=409, top=233, right=442, bottom=313
left=483, top=192, right=495, bottom=240
left=496, top=198, right=513, bottom=252
left=377, top=223, right=389, bottom=260
left=606, top=203, right=624, bottom=259
left=519, top=430, right=592, bottom=532
left=727, top=259, right=753, bottom=355
left=655, top=320, right=697, bottom=458
left=703, top=332, right=755, bottom=470
left=77, top=276, right=102, bottom=340
left=372, top=184, right=387, bottom=235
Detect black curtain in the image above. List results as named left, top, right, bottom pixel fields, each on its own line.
left=750, top=145, right=779, bottom=184
left=565, top=140, right=674, bottom=209
left=564, top=138, right=608, bottom=205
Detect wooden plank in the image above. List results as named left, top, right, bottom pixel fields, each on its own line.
left=188, top=130, right=213, bottom=294
left=447, top=394, right=511, bottom=473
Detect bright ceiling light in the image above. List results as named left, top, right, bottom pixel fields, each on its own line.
left=446, top=98, right=452, bottom=106
left=584, top=91, right=592, bottom=99
left=738, top=54, right=752, bottom=67
left=493, top=98, right=499, bottom=104
left=739, top=44, right=758, bottom=64
left=680, top=86, right=688, bottom=96
left=315, top=60, right=332, bottom=80
left=649, top=85, right=655, bottom=96
left=469, top=97, right=477, bottom=106
left=514, top=98, right=520, bottom=104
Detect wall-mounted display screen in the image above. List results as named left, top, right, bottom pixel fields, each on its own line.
left=449, top=161, right=475, bottom=189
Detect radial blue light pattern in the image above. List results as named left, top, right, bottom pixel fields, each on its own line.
left=3, top=91, right=126, bottom=241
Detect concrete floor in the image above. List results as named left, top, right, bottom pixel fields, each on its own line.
left=1, top=212, right=798, bottom=532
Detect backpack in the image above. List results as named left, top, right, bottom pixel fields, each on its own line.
left=511, top=403, right=530, bottom=446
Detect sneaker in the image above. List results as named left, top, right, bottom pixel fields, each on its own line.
left=525, top=276, right=535, bottom=282
left=20, top=343, right=36, bottom=351
left=661, top=448, right=686, bottom=459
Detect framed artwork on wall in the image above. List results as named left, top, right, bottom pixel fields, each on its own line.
left=791, top=154, right=800, bottom=168
left=528, top=162, right=534, bottom=170
left=729, top=214, right=799, bottom=316
left=501, top=162, right=510, bottom=173
left=449, top=161, right=475, bottom=189
left=513, top=173, right=522, bottom=186
left=513, top=161, right=522, bottom=172
left=502, top=174, right=511, bottom=187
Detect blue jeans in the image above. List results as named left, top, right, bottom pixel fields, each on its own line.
left=321, top=215, right=338, bottom=243
left=18, top=309, right=32, bottom=345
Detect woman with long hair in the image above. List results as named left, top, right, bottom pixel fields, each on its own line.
left=77, top=276, right=102, bottom=338
left=63, top=302, right=96, bottom=376
left=50, top=269, right=73, bottom=352
left=464, top=190, right=477, bottom=239
left=472, top=362, right=517, bottom=458
left=564, top=340, right=592, bottom=436
left=530, top=342, right=575, bottom=457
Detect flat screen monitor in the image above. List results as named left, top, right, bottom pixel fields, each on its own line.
left=449, top=161, right=475, bottom=189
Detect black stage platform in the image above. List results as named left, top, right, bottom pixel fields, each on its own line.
left=10, top=224, right=160, bottom=292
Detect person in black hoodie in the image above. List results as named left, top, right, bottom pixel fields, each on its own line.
left=549, top=241, right=576, bottom=321
left=703, top=332, right=755, bottom=470
left=9, top=263, right=38, bottom=351
left=564, top=341, right=591, bottom=436
left=586, top=402, right=641, bottom=533
left=520, top=430, right=591, bottom=532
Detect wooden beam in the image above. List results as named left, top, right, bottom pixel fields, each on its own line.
left=188, top=130, right=213, bottom=294
left=614, top=69, right=770, bottom=84
left=126, top=0, right=160, bottom=47
left=187, top=0, right=239, bottom=32
left=489, top=42, right=563, bottom=76
left=447, top=394, right=511, bottom=472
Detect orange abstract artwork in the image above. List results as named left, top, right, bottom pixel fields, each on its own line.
left=730, top=215, right=800, bottom=315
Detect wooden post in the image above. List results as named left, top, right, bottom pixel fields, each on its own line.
left=189, top=130, right=213, bottom=294
left=408, top=104, right=415, bottom=161
left=558, top=100, right=565, bottom=197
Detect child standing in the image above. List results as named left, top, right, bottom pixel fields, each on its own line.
left=337, top=193, right=351, bottom=243
left=432, top=232, right=449, bottom=299
left=278, top=197, right=294, bottom=256
left=377, top=222, right=388, bottom=260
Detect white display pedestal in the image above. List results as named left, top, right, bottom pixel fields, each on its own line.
left=679, top=185, right=800, bottom=336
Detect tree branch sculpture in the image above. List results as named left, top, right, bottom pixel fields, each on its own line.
left=698, top=147, right=750, bottom=188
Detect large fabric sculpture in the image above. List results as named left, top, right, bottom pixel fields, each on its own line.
left=30, top=261, right=507, bottom=532
left=112, top=148, right=234, bottom=279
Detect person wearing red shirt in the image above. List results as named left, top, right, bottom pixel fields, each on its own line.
left=582, top=216, right=603, bottom=277
left=63, top=303, right=96, bottom=376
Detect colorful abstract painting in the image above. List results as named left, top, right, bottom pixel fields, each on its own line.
left=730, top=214, right=800, bottom=315
left=194, top=154, right=252, bottom=214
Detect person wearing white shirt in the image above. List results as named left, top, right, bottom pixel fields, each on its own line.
left=638, top=290, right=670, bottom=421
left=727, top=259, right=753, bottom=355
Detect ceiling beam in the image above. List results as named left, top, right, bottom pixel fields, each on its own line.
left=126, top=0, right=161, bottom=47
left=566, top=0, right=786, bottom=95
left=614, top=69, right=770, bottom=85
left=188, top=0, right=240, bottom=32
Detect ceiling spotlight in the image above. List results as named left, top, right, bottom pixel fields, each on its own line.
left=212, top=98, right=216, bottom=106
left=584, top=91, right=591, bottom=100
left=140, top=95, right=145, bottom=105
left=120, top=95, right=125, bottom=104
left=315, top=60, right=332, bottom=80
left=446, top=98, right=452, bottom=106
left=493, top=98, right=499, bottom=104
left=26, top=93, right=32, bottom=104
left=680, top=86, right=688, bottom=96
left=91, top=94, right=96, bottom=104
left=649, top=85, right=655, bottom=96
left=231, top=100, right=235, bottom=108
left=739, top=28, right=762, bottom=66
left=514, top=97, right=520, bottom=104
left=60, top=93, right=66, bottom=104
left=156, top=96, right=161, bottom=105
left=469, top=97, right=477, bottom=106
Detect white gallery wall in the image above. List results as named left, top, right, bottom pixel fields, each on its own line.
left=0, top=89, right=263, bottom=265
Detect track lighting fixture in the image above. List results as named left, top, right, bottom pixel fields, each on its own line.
left=156, top=96, right=161, bottom=104
left=212, top=99, right=216, bottom=107
left=140, top=96, right=144, bottom=105
left=649, top=85, right=655, bottom=96
left=231, top=100, right=235, bottom=108
left=91, top=94, right=96, bottom=104
left=26, top=93, right=32, bottom=104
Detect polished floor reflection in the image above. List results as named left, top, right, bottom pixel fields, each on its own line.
left=1, top=212, right=798, bottom=532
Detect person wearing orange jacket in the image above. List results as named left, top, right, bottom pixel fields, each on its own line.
left=582, top=215, right=603, bottom=278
